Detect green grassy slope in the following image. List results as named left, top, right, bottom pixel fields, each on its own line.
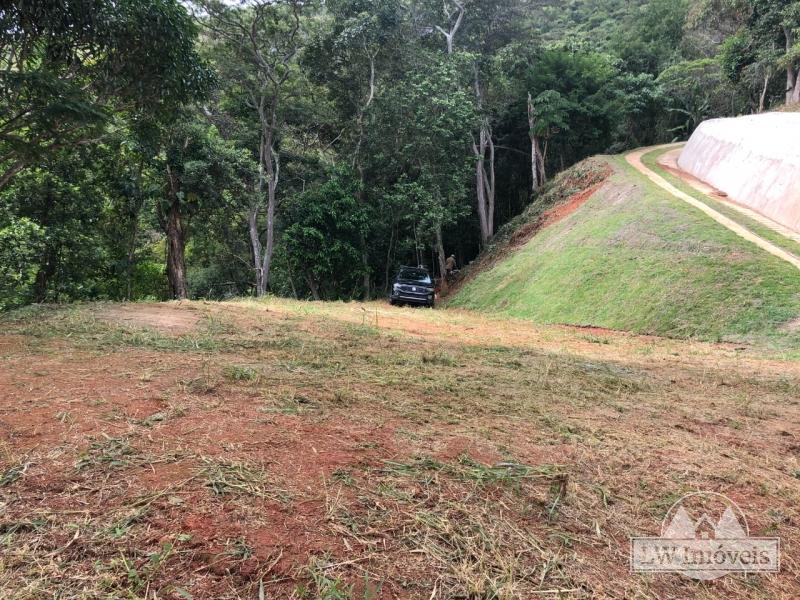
left=448, top=155, right=800, bottom=350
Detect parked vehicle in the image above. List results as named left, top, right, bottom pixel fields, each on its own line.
left=389, top=266, right=435, bottom=308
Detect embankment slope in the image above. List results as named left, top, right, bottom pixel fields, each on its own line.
left=448, top=156, right=800, bottom=348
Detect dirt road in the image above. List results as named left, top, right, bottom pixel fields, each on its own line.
left=627, top=146, right=800, bottom=271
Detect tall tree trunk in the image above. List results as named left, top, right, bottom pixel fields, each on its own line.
left=473, top=123, right=496, bottom=245
left=261, top=147, right=277, bottom=294
left=473, top=68, right=496, bottom=245
left=759, top=73, right=770, bottom=113
left=486, top=128, right=495, bottom=236
left=251, top=101, right=280, bottom=297
left=165, top=203, right=188, bottom=300
left=305, top=273, right=321, bottom=301
left=785, top=27, right=798, bottom=105
left=361, top=246, right=371, bottom=300
left=535, top=138, right=546, bottom=188
left=793, top=69, right=800, bottom=105
left=528, top=93, right=546, bottom=193
left=475, top=148, right=489, bottom=242
left=164, top=166, right=188, bottom=300
left=384, top=224, right=395, bottom=294
left=248, top=199, right=263, bottom=295
left=33, top=246, right=57, bottom=303
left=435, top=225, right=447, bottom=294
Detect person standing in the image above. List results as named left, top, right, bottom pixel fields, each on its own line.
left=445, top=254, right=457, bottom=275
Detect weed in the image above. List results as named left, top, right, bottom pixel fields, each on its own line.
left=382, top=455, right=564, bottom=491
left=223, top=364, right=260, bottom=382
left=581, top=334, right=611, bottom=345
left=421, top=350, right=457, bottom=366
left=331, top=469, right=355, bottom=486
left=345, top=323, right=380, bottom=338
left=140, top=411, right=168, bottom=427
left=108, top=507, right=150, bottom=538
left=227, top=538, right=255, bottom=560
left=296, top=557, right=381, bottom=600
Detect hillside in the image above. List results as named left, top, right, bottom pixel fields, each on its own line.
left=447, top=154, right=800, bottom=350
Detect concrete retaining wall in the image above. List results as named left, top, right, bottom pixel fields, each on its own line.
left=678, top=113, right=800, bottom=233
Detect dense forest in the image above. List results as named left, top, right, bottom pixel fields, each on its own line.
left=2, top=0, right=799, bottom=307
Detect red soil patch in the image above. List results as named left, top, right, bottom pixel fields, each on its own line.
left=508, top=182, right=605, bottom=248
left=541, top=181, right=606, bottom=228
left=434, top=434, right=503, bottom=464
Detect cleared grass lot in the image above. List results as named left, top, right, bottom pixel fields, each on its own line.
left=1, top=299, right=799, bottom=598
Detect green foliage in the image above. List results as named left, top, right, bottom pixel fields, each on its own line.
left=0, top=216, right=43, bottom=310
left=504, top=45, right=664, bottom=168
left=612, top=0, right=690, bottom=74
left=0, top=0, right=790, bottom=307
left=280, top=170, right=369, bottom=300
left=717, top=0, right=800, bottom=108
left=0, top=0, right=212, bottom=191
left=657, top=58, right=741, bottom=137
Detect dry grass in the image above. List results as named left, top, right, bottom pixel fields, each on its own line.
left=0, top=300, right=799, bottom=598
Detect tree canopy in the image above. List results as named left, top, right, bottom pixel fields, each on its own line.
left=1, top=0, right=794, bottom=308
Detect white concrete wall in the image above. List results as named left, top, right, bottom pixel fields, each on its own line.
left=678, top=113, right=800, bottom=233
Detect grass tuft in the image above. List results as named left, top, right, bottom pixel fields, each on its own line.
left=75, top=436, right=140, bottom=471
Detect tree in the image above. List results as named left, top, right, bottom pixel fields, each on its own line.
left=0, top=146, right=118, bottom=303
left=193, top=0, right=314, bottom=295
left=612, top=0, right=689, bottom=75
left=155, top=116, right=256, bottom=299
left=0, top=215, right=43, bottom=309
left=0, top=0, right=211, bottom=191
left=304, top=0, right=406, bottom=299
left=528, top=90, right=570, bottom=191
left=421, top=0, right=530, bottom=245
left=281, top=170, right=368, bottom=300
left=376, top=56, right=476, bottom=291
left=727, top=0, right=800, bottom=106
left=658, top=59, right=739, bottom=137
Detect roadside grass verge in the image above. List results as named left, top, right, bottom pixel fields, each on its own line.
left=641, top=146, right=800, bottom=259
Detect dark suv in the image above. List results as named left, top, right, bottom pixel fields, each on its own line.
left=389, top=267, right=435, bottom=308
